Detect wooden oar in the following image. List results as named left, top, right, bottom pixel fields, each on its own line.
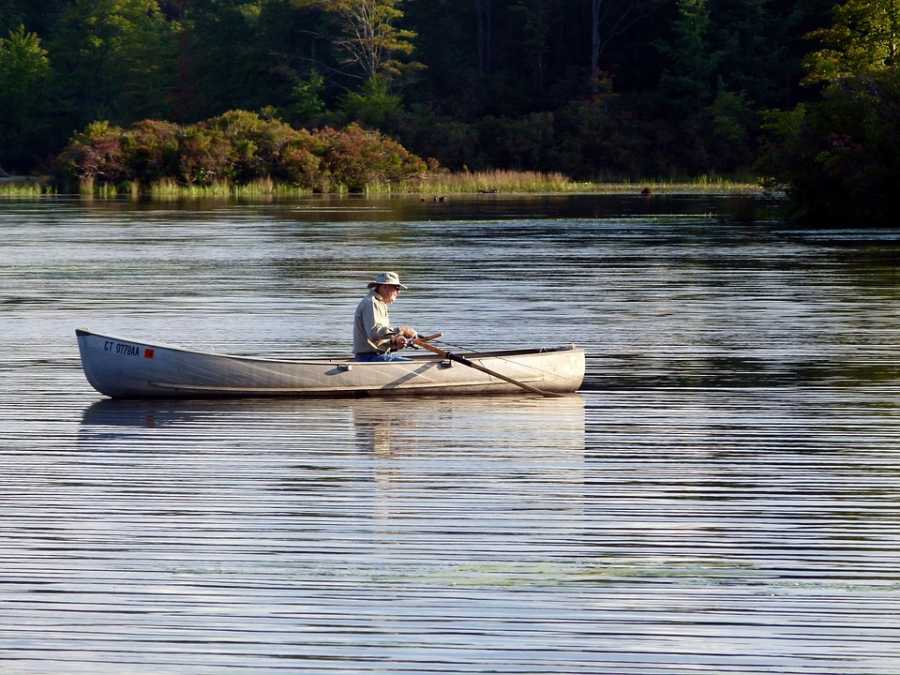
left=416, top=332, right=442, bottom=342
left=412, top=338, right=560, bottom=397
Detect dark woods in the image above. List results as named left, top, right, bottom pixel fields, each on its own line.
left=1, top=0, right=898, bottom=223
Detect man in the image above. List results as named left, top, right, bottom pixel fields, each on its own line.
left=353, top=272, right=418, bottom=362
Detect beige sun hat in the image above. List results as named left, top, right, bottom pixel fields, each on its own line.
left=367, top=271, right=408, bottom=290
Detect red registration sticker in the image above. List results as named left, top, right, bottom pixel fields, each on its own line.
left=144, top=348, right=155, bottom=359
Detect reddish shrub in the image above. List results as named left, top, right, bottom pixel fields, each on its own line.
left=56, top=121, right=126, bottom=183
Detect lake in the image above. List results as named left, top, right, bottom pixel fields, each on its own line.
left=1, top=194, right=899, bottom=674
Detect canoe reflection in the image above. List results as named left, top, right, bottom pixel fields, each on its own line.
left=79, top=395, right=585, bottom=456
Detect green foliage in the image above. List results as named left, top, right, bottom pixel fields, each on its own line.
left=658, top=0, right=715, bottom=116
left=340, top=76, right=402, bottom=128
left=284, top=70, right=327, bottom=124
left=757, top=0, right=900, bottom=223
left=805, top=0, right=900, bottom=84
left=49, top=0, right=178, bottom=125
left=708, top=88, right=758, bottom=168
left=0, top=26, right=52, bottom=168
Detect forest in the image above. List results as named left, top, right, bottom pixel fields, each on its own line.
left=1, top=0, right=899, bottom=222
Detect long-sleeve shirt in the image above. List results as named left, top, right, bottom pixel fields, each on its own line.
left=353, top=290, right=393, bottom=354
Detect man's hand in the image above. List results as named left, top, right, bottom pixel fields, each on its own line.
left=390, top=334, right=409, bottom=350
left=399, top=325, right=417, bottom=339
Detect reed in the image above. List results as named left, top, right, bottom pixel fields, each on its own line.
left=0, top=171, right=760, bottom=200
left=583, top=175, right=762, bottom=193
left=404, top=170, right=761, bottom=195
left=148, top=178, right=312, bottom=199
left=0, top=182, right=55, bottom=197
left=414, top=170, right=577, bottom=194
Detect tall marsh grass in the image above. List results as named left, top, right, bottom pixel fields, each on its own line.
left=2, top=170, right=761, bottom=200
left=0, top=182, right=55, bottom=198
left=125, top=178, right=313, bottom=199
left=406, top=170, right=760, bottom=195
left=413, top=170, right=575, bottom=194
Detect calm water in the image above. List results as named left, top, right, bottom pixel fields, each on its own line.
left=1, top=194, right=899, bottom=674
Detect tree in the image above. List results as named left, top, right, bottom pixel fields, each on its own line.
left=177, top=0, right=272, bottom=119
left=339, top=74, right=402, bottom=127
left=758, top=0, right=900, bottom=224
left=475, top=0, right=495, bottom=76
left=50, top=0, right=178, bottom=126
left=509, top=0, right=556, bottom=94
left=656, top=0, right=716, bottom=121
left=0, top=25, right=53, bottom=168
left=295, top=0, right=419, bottom=81
left=805, top=0, right=900, bottom=84
left=590, top=0, right=665, bottom=92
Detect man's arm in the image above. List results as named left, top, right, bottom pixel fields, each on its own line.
left=361, top=298, right=393, bottom=350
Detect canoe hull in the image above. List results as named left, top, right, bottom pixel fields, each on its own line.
left=76, top=329, right=585, bottom=399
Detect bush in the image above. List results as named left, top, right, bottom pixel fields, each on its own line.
left=56, top=111, right=427, bottom=193
left=317, top=123, right=426, bottom=191
left=55, top=121, right=127, bottom=185
left=275, top=130, right=323, bottom=189
left=177, top=124, right=232, bottom=185
left=121, top=119, right=180, bottom=184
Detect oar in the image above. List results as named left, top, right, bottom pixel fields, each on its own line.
left=412, top=337, right=560, bottom=397
left=416, top=332, right=443, bottom=342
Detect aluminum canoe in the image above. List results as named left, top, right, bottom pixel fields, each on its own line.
left=75, top=329, right=585, bottom=399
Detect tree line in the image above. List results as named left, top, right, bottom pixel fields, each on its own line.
left=1, top=0, right=899, bottom=222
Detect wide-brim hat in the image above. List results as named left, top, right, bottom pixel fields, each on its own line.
left=367, top=271, right=408, bottom=290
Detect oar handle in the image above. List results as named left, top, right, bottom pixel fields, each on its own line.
left=413, top=338, right=448, bottom=356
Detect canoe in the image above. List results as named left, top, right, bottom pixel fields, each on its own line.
left=75, top=328, right=585, bottom=399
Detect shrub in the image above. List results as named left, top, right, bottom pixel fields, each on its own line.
left=317, top=123, right=426, bottom=191
left=121, top=119, right=180, bottom=184
left=275, top=130, right=323, bottom=189
left=56, top=110, right=428, bottom=193
left=55, top=121, right=127, bottom=185
left=177, top=124, right=232, bottom=185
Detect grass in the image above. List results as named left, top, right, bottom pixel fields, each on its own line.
left=0, top=180, right=55, bottom=198
left=0, top=170, right=764, bottom=200
left=137, top=178, right=312, bottom=199
left=415, top=170, right=762, bottom=195
left=147, top=178, right=311, bottom=199
left=405, top=169, right=576, bottom=194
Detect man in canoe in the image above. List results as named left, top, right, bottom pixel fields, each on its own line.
left=353, top=272, right=418, bottom=362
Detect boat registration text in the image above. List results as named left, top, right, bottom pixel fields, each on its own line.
left=104, top=341, right=154, bottom=359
